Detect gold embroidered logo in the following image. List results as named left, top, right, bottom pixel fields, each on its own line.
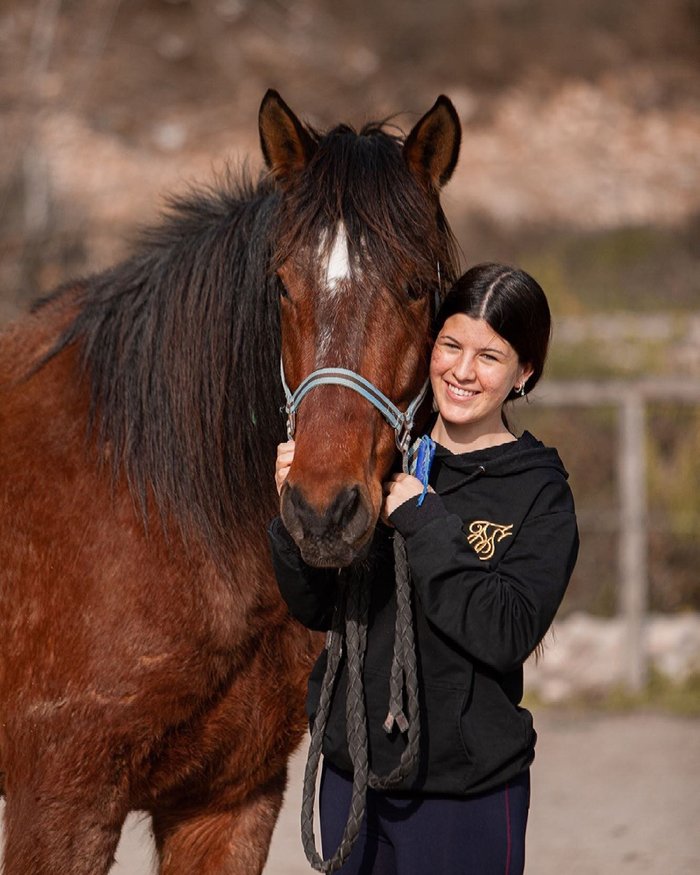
left=466, top=520, right=514, bottom=560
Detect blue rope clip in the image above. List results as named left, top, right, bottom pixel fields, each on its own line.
left=408, top=435, right=436, bottom=506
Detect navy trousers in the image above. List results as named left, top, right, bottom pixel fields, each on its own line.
left=320, top=763, right=530, bottom=875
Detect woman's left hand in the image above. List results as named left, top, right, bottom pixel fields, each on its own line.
left=381, top=473, right=430, bottom=524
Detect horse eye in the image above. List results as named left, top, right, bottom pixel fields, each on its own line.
left=403, top=281, right=416, bottom=300
left=276, top=273, right=289, bottom=298
left=403, top=280, right=423, bottom=301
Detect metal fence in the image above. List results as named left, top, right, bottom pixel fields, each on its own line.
left=531, top=378, right=700, bottom=691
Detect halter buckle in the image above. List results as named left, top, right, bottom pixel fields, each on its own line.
left=285, top=404, right=296, bottom=440
left=395, top=420, right=413, bottom=456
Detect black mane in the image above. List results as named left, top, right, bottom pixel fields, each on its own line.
left=39, top=121, right=458, bottom=562
left=42, top=173, right=285, bottom=556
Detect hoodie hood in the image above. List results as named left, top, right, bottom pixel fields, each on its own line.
left=431, top=431, right=569, bottom=495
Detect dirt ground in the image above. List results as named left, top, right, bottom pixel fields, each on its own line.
left=4, top=709, right=693, bottom=874
left=111, top=710, right=698, bottom=873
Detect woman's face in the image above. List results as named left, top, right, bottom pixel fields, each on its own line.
left=430, top=314, right=532, bottom=439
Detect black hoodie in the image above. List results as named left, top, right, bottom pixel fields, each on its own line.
left=268, top=431, right=579, bottom=796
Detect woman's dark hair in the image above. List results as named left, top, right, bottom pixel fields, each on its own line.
left=434, top=262, right=551, bottom=402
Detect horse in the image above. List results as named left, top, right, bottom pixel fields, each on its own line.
left=0, top=89, right=460, bottom=874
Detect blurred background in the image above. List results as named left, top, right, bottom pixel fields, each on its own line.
left=1, top=1, right=699, bottom=872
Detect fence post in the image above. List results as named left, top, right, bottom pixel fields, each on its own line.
left=532, top=378, right=700, bottom=693
left=618, top=389, right=648, bottom=692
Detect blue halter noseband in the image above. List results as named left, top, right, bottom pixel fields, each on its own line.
left=280, top=264, right=443, bottom=461
left=280, top=360, right=429, bottom=457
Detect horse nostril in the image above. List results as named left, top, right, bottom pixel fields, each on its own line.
left=333, top=486, right=371, bottom=545
left=329, top=486, right=360, bottom=529
left=285, top=486, right=315, bottom=539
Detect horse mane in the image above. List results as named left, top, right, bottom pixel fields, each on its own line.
left=39, top=171, right=285, bottom=559
left=35, top=119, right=458, bottom=563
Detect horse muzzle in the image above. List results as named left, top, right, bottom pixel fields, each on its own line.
left=281, top=482, right=375, bottom=567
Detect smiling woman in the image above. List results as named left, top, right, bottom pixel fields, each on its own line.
left=431, top=316, right=530, bottom=450
left=269, top=262, right=578, bottom=875
left=429, top=263, right=551, bottom=452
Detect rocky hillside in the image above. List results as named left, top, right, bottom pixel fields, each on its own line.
left=2, top=0, right=699, bottom=312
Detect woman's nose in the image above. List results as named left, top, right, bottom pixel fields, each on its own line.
left=451, top=353, right=475, bottom=382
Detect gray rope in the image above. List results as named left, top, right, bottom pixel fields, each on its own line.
left=300, top=532, right=420, bottom=873
left=373, top=532, right=420, bottom=790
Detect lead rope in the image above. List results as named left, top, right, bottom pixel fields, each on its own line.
left=300, top=443, right=429, bottom=873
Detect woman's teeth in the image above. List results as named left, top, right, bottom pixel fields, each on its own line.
left=448, top=383, right=477, bottom=397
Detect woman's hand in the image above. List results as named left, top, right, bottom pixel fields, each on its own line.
left=275, top=440, right=295, bottom=496
left=381, top=473, right=430, bottom=523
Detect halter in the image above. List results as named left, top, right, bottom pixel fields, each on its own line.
left=280, top=360, right=429, bottom=456
left=280, top=261, right=445, bottom=457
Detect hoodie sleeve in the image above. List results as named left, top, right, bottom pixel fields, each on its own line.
left=267, top=517, right=339, bottom=631
left=389, top=481, right=579, bottom=674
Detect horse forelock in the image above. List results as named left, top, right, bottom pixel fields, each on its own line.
left=276, top=121, right=459, bottom=300
left=39, top=172, right=286, bottom=565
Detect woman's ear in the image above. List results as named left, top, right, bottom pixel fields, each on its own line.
left=518, top=363, right=535, bottom=389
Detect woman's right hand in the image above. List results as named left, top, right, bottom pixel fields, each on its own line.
left=275, top=440, right=295, bottom=495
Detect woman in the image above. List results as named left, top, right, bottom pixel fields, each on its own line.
left=269, top=263, right=579, bottom=874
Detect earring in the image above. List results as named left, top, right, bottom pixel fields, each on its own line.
left=516, top=383, right=526, bottom=397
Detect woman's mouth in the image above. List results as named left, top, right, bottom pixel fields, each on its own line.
left=445, top=381, right=478, bottom=400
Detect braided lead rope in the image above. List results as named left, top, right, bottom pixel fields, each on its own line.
left=301, top=570, right=371, bottom=873
left=300, top=538, right=420, bottom=873
left=383, top=534, right=411, bottom=735
left=376, top=450, right=422, bottom=782
left=301, top=576, right=350, bottom=871
left=370, top=531, right=420, bottom=791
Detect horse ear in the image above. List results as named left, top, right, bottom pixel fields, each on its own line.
left=403, top=95, right=461, bottom=190
left=259, top=89, right=316, bottom=182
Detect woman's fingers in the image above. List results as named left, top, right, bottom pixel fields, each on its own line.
left=381, top=473, right=423, bottom=519
left=275, top=440, right=295, bottom=495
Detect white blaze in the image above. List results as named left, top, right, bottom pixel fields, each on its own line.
left=317, top=222, right=359, bottom=359
left=323, top=223, right=351, bottom=291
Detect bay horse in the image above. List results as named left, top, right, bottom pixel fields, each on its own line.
left=0, top=90, right=460, bottom=874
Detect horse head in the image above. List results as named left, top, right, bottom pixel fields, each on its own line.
left=259, top=91, right=461, bottom=567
